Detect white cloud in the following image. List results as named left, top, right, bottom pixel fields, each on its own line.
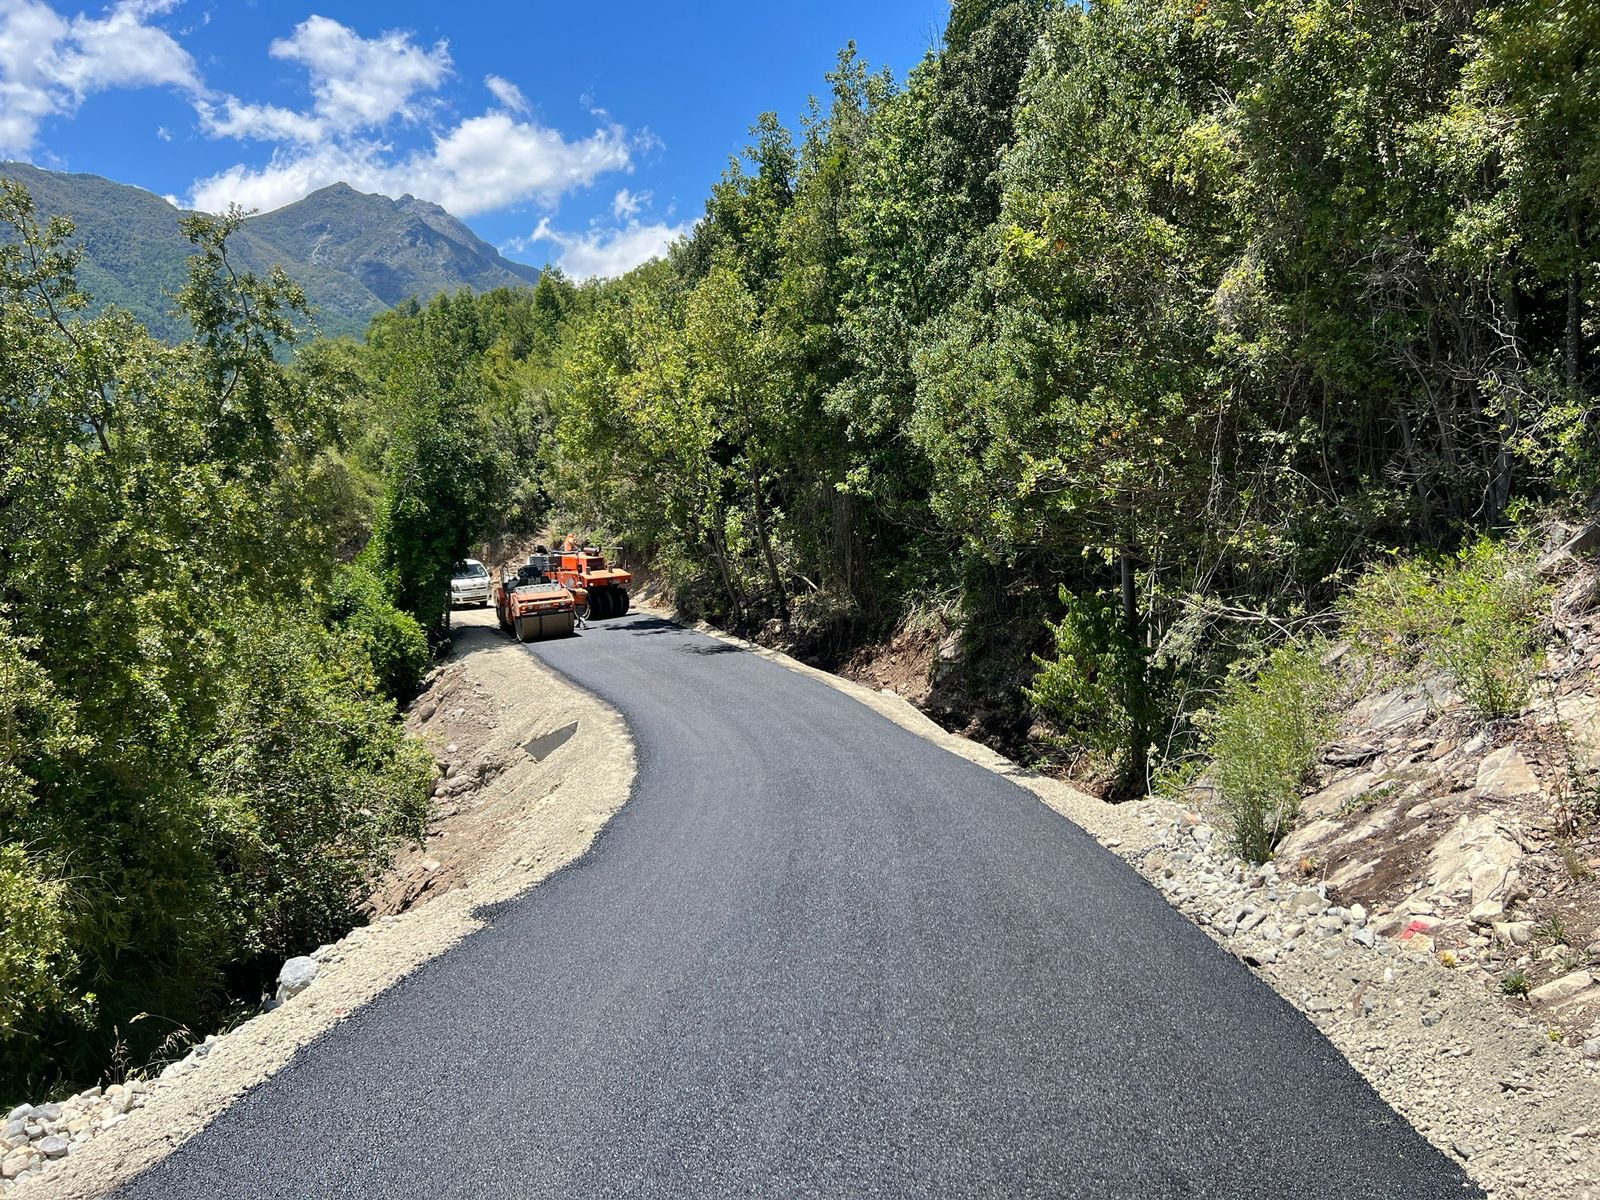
left=195, top=97, right=324, bottom=145
left=189, top=16, right=637, bottom=218
left=612, top=187, right=649, bottom=219
left=517, top=215, right=689, bottom=280
left=0, top=0, right=200, bottom=156
left=484, top=73, right=527, bottom=114
left=190, top=113, right=632, bottom=217
left=272, top=15, right=448, bottom=133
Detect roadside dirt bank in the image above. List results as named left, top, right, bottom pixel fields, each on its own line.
left=650, top=603, right=1597, bottom=1200
left=16, top=609, right=633, bottom=1199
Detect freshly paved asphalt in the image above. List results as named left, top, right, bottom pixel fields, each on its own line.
left=119, top=612, right=1480, bottom=1199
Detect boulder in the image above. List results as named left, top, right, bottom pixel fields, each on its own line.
left=1468, top=899, right=1505, bottom=926
left=275, top=956, right=320, bottom=1002
left=1493, top=921, right=1533, bottom=947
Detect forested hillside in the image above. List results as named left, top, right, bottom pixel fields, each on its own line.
left=535, top=0, right=1598, bottom=791
left=3, top=0, right=1597, bottom=1101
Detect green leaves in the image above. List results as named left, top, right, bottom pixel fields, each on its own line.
left=0, top=184, right=430, bottom=1097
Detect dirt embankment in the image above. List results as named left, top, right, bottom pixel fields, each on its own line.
left=16, top=609, right=633, bottom=1200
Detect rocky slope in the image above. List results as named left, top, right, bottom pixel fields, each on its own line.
left=0, top=164, right=539, bottom=340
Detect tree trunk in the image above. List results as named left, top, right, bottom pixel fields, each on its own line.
left=1569, top=203, right=1585, bottom=401
left=1120, top=544, right=1148, bottom=793
left=708, top=524, right=742, bottom=620
left=749, top=460, right=788, bottom=622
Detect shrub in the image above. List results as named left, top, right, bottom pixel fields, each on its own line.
left=1204, top=645, right=1336, bottom=862
left=1027, top=588, right=1165, bottom=795
left=0, top=847, right=87, bottom=1053
left=329, top=562, right=430, bottom=699
left=1344, top=538, right=1548, bottom=721
left=202, top=605, right=434, bottom=960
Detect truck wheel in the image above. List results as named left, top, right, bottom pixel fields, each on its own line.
left=616, top=589, right=630, bottom=617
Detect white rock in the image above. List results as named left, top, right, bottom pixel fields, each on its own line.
left=1494, top=921, right=1534, bottom=947
left=1476, top=746, right=1540, bottom=799
left=1426, top=814, right=1523, bottom=907
left=1469, top=899, right=1506, bottom=926
left=35, top=1136, right=68, bottom=1159
left=275, top=955, right=320, bottom=1002
left=1530, top=971, right=1594, bottom=1005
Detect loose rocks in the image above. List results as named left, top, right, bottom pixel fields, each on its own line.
left=275, top=956, right=320, bottom=1002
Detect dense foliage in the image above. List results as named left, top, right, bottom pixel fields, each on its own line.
left=539, top=0, right=1598, bottom=790
left=0, top=186, right=432, bottom=1098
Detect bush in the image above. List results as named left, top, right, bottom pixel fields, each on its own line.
left=202, top=605, right=433, bottom=960
left=0, top=847, right=86, bottom=1054
left=329, top=562, right=430, bottom=699
left=1027, top=588, right=1165, bottom=794
left=1205, top=645, right=1336, bottom=862
left=1344, top=538, right=1548, bottom=721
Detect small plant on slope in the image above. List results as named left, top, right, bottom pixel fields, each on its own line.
left=1343, top=538, right=1548, bottom=722
left=1204, top=644, right=1337, bottom=863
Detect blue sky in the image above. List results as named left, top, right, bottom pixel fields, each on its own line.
left=0, top=0, right=947, bottom=276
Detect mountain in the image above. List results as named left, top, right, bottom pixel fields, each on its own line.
left=0, top=163, right=541, bottom=340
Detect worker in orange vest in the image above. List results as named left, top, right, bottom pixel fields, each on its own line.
left=562, top=532, right=577, bottom=552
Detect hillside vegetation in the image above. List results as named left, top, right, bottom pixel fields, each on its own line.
left=534, top=0, right=1599, bottom=795
left=2, top=0, right=1598, bottom=1102
left=0, top=188, right=436, bottom=1098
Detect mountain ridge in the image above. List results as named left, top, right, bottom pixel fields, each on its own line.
left=0, top=163, right=541, bottom=340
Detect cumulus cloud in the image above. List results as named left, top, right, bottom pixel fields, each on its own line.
left=0, top=0, right=200, bottom=156
left=516, top=215, right=690, bottom=280
left=195, top=16, right=447, bottom=145
left=190, top=113, right=632, bottom=217
left=189, top=15, right=636, bottom=218
left=272, top=15, right=448, bottom=132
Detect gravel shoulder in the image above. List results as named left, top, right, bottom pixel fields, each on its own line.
left=14, top=610, right=634, bottom=1199
left=660, top=606, right=1596, bottom=1200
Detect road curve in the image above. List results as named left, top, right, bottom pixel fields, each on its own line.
left=117, top=611, right=1479, bottom=1199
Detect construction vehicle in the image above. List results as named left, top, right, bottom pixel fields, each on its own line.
left=549, top=545, right=632, bottom=619
left=494, top=555, right=578, bottom=641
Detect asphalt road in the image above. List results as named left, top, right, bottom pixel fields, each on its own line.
left=118, top=612, right=1480, bottom=1199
